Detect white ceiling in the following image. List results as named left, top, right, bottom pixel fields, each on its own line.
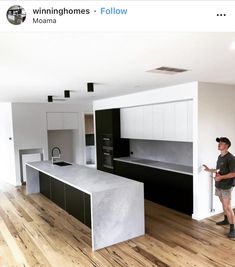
left=1, top=32, right=235, bottom=103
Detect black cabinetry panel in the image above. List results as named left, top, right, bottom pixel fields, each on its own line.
left=95, top=109, right=113, bottom=134
left=51, top=178, right=65, bottom=209
left=65, top=184, right=91, bottom=228
left=39, top=172, right=51, bottom=199
left=39, top=172, right=91, bottom=228
left=95, top=109, right=129, bottom=173
left=65, top=184, right=85, bottom=223
left=114, top=161, right=193, bottom=215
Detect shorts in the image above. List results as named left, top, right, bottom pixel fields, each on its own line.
left=215, top=187, right=233, bottom=199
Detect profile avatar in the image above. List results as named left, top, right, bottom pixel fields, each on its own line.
left=7, top=5, right=26, bottom=25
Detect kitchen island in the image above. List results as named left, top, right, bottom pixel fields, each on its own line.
left=26, top=161, right=144, bottom=251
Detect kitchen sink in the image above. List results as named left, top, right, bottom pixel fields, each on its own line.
left=53, top=161, right=72, bottom=166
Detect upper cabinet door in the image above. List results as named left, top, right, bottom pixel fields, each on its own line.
left=187, top=100, right=193, bottom=142
left=121, top=106, right=143, bottom=139
left=120, top=100, right=193, bottom=142
left=63, top=113, right=78, bottom=130
left=47, top=113, right=78, bottom=130
left=142, top=105, right=153, bottom=140
left=152, top=104, right=164, bottom=140
left=132, top=106, right=143, bottom=139
left=175, top=101, right=188, bottom=142
left=120, top=108, right=130, bottom=138
left=163, top=102, right=176, bottom=141
left=47, top=113, right=63, bottom=130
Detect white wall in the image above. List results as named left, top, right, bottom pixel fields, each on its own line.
left=11, top=102, right=92, bottom=185
left=196, top=82, right=235, bottom=220
left=93, top=82, right=198, bottom=110
left=0, top=103, right=16, bottom=185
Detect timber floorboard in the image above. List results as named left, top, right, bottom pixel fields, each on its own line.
left=0, top=182, right=234, bottom=267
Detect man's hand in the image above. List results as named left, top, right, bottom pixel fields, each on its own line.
left=214, top=172, right=222, bottom=181
left=203, top=164, right=210, bottom=172
left=202, top=165, right=217, bottom=173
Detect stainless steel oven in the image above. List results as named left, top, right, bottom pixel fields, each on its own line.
left=102, top=134, right=113, bottom=148
left=102, top=147, right=113, bottom=170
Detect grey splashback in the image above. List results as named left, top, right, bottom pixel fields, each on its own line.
left=130, top=139, right=193, bottom=166
left=47, top=130, right=75, bottom=163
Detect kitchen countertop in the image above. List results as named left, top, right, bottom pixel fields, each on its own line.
left=26, top=161, right=145, bottom=251
left=26, top=161, right=141, bottom=195
left=114, top=157, right=193, bottom=175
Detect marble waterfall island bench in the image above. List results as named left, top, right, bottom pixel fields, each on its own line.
left=26, top=161, right=145, bottom=251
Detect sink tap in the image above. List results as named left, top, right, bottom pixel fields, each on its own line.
left=51, top=147, right=61, bottom=164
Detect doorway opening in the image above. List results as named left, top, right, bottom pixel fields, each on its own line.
left=84, top=114, right=95, bottom=167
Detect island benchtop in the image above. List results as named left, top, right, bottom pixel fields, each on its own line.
left=26, top=161, right=143, bottom=195
left=26, top=161, right=145, bottom=251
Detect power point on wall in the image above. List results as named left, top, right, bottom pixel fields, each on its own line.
left=130, top=151, right=133, bottom=155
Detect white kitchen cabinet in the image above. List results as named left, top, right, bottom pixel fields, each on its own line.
left=120, top=100, right=193, bottom=142
left=47, top=113, right=63, bottom=130
left=121, top=108, right=132, bottom=138
left=121, top=106, right=143, bottom=139
left=175, top=101, right=188, bottom=141
left=142, top=105, right=153, bottom=139
left=47, top=113, right=78, bottom=130
left=187, top=100, right=193, bottom=141
left=63, top=113, right=78, bottom=129
left=133, top=106, right=143, bottom=139
left=152, top=104, right=164, bottom=140
left=163, top=100, right=193, bottom=142
left=163, top=102, right=176, bottom=141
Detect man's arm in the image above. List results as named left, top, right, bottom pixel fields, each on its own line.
left=203, top=164, right=217, bottom=173
left=216, top=156, right=235, bottom=181
left=214, top=172, right=235, bottom=181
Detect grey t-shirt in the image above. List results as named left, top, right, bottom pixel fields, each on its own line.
left=216, top=152, right=235, bottom=189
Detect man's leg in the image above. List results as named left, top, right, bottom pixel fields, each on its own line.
left=216, top=195, right=229, bottom=225
left=220, top=197, right=235, bottom=238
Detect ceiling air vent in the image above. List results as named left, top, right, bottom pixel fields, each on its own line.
left=147, top=66, right=188, bottom=75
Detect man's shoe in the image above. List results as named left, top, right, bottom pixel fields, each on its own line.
left=216, top=220, right=229, bottom=225
left=228, top=230, right=235, bottom=238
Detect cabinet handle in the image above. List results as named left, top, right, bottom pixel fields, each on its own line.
left=103, top=138, right=111, bottom=141
left=103, top=152, right=111, bottom=156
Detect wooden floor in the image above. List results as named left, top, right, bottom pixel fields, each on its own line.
left=0, top=183, right=234, bottom=267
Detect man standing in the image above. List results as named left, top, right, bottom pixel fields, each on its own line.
left=203, top=137, right=235, bottom=238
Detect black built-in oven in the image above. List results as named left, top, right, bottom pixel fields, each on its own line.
left=101, top=134, right=114, bottom=170
left=102, top=147, right=113, bottom=170
left=102, top=134, right=113, bottom=148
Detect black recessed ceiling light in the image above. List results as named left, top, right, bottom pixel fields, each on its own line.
left=48, top=95, right=53, bottom=102
left=64, top=90, right=70, bottom=98
left=87, top=82, right=94, bottom=92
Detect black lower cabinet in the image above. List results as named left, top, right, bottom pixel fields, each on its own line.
left=51, top=178, right=65, bottom=209
left=65, top=184, right=85, bottom=223
left=114, top=160, right=193, bottom=215
left=38, top=172, right=91, bottom=228
left=65, top=184, right=91, bottom=228
left=39, top=172, right=51, bottom=199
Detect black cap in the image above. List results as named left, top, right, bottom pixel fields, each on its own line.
left=216, top=137, right=231, bottom=147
